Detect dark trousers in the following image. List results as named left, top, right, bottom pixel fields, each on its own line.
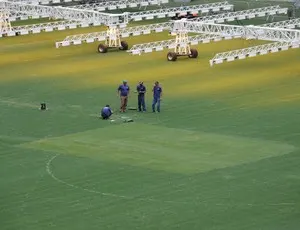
left=138, top=94, right=146, bottom=111
left=101, top=112, right=110, bottom=120
left=152, top=97, right=161, bottom=112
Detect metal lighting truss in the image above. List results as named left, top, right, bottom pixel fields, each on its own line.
left=0, top=0, right=129, bottom=25
left=171, top=21, right=300, bottom=42
left=54, top=1, right=232, bottom=47
left=9, top=0, right=82, bottom=4
left=40, top=0, right=83, bottom=4
left=129, top=19, right=300, bottom=62
left=127, top=1, right=233, bottom=21
left=210, top=41, right=300, bottom=65
left=55, top=5, right=284, bottom=47
left=190, top=20, right=300, bottom=65
left=2, top=0, right=231, bottom=21
left=0, top=1, right=49, bottom=22
left=1, top=0, right=231, bottom=37
left=130, top=33, right=229, bottom=54
left=192, top=5, right=287, bottom=23
left=2, top=8, right=50, bottom=21
left=1, top=20, right=97, bottom=37
left=128, top=7, right=292, bottom=55
left=2, top=0, right=50, bottom=21
left=93, top=1, right=234, bottom=54
left=55, top=21, right=172, bottom=47
left=9, top=0, right=39, bottom=4
left=69, top=0, right=169, bottom=11
left=69, top=1, right=232, bottom=21
left=259, top=18, right=300, bottom=29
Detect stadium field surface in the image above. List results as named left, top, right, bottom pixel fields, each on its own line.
left=1, top=2, right=300, bottom=229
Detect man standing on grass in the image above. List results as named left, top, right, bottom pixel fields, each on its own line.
left=136, top=81, right=146, bottom=112
left=152, top=81, right=162, bottom=113
left=117, top=80, right=130, bottom=113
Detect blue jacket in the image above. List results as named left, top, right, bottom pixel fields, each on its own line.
left=136, top=84, right=146, bottom=96
left=101, top=107, right=112, bottom=117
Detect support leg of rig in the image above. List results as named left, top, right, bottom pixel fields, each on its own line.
left=167, top=31, right=198, bottom=61
left=0, top=11, right=12, bottom=34
left=98, top=26, right=128, bottom=53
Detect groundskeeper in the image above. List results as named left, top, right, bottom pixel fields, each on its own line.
left=152, top=81, right=162, bottom=113
left=136, top=81, right=146, bottom=112
left=117, top=80, right=130, bottom=113
left=101, top=105, right=113, bottom=119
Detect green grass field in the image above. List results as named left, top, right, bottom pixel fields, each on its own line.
left=1, top=1, right=300, bottom=229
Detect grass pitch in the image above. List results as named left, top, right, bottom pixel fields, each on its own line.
left=1, top=2, right=300, bottom=229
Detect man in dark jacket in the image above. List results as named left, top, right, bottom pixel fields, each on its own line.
left=152, top=81, right=162, bottom=113
left=136, top=81, right=146, bottom=112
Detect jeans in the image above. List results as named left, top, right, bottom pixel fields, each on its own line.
left=152, top=97, right=161, bottom=112
left=138, top=94, right=146, bottom=111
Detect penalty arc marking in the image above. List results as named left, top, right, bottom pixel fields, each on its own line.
left=45, top=154, right=297, bottom=207
left=46, top=154, right=188, bottom=204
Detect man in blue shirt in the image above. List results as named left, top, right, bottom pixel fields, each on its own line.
left=101, top=105, right=113, bottom=119
left=152, top=81, right=162, bottom=113
left=117, top=80, right=130, bottom=112
left=136, top=81, right=146, bottom=112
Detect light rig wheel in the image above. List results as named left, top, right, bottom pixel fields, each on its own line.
left=167, top=52, right=177, bottom=61
left=189, top=48, right=198, bottom=58
left=98, top=44, right=108, bottom=53
left=119, top=41, right=129, bottom=50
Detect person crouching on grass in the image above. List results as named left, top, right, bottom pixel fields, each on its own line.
left=117, top=80, right=130, bottom=113
left=101, top=105, right=113, bottom=120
